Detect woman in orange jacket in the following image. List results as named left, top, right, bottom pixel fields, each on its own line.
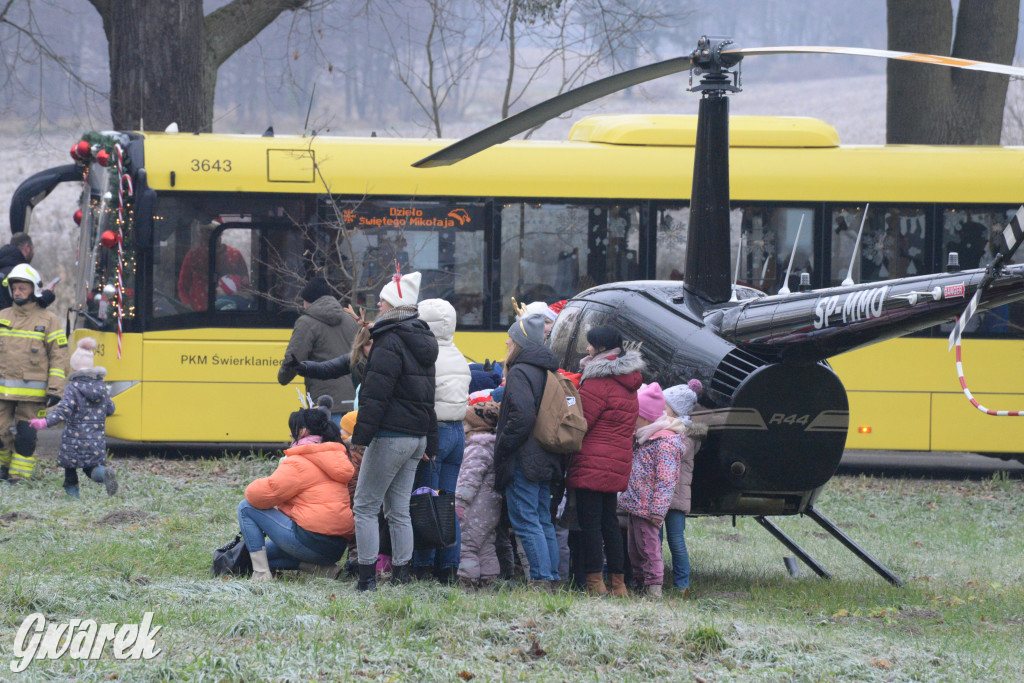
left=238, top=396, right=355, bottom=580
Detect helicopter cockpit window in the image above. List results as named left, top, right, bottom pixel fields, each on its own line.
left=830, top=205, right=928, bottom=285
left=500, top=202, right=640, bottom=325
left=547, top=303, right=582, bottom=356
left=940, top=206, right=1024, bottom=338
left=567, top=307, right=611, bottom=370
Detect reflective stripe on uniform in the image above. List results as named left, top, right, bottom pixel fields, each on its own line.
left=49, top=368, right=65, bottom=378
left=0, top=329, right=45, bottom=340
left=10, top=453, right=35, bottom=478
left=0, top=379, right=47, bottom=398
left=0, top=450, right=10, bottom=467
left=45, top=330, right=65, bottom=343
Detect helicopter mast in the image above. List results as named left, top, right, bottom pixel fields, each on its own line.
left=685, top=36, right=743, bottom=304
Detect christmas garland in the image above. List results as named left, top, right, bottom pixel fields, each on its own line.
left=70, top=132, right=133, bottom=359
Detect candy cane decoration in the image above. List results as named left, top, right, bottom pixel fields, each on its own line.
left=113, top=143, right=131, bottom=360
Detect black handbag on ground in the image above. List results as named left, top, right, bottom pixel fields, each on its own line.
left=410, top=489, right=457, bottom=550
left=211, top=534, right=252, bottom=577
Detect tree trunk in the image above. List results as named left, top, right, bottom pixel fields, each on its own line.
left=887, top=0, right=1019, bottom=144
left=106, top=0, right=207, bottom=132
left=90, top=0, right=312, bottom=133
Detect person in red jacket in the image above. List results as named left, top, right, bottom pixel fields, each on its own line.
left=238, top=396, right=355, bottom=580
left=177, top=221, right=250, bottom=311
left=565, top=325, right=644, bottom=596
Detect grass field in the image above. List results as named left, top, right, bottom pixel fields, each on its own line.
left=0, top=454, right=1022, bottom=682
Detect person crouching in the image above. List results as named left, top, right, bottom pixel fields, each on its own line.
left=30, top=337, right=116, bottom=497
left=618, top=382, right=684, bottom=598
left=455, top=400, right=502, bottom=590
left=238, top=396, right=354, bottom=581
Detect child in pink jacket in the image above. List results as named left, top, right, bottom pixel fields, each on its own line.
left=618, top=382, right=684, bottom=598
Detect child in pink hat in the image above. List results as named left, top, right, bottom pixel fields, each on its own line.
left=617, top=382, right=685, bottom=598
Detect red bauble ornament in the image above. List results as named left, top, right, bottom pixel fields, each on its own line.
left=100, top=230, right=119, bottom=249
left=73, top=209, right=83, bottom=225
left=96, top=149, right=110, bottom=167
left=71, top=140, right=91, bottom=162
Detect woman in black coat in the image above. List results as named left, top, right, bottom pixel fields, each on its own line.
left=493, top=312, right=562, bottom=587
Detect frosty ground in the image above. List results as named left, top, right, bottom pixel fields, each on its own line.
left=0, top=452, right=1021, bottom=682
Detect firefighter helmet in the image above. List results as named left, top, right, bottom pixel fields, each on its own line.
left=3, top=263, right=44, bottom=299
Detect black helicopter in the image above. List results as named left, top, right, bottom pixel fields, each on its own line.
left=413, top=37, right=1024, bottom=585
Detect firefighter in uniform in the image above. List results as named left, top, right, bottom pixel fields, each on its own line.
left=0, top=264, right=67, bottom=481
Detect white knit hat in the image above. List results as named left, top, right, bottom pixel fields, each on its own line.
left=519, top=300, right=548, bottom=320
left=70, top=337, right=97, bottom=373
left=379, top=271, right=422, bottom=307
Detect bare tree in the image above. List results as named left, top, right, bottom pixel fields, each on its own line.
left=365, top=0, right=493, bottom=136
left=85, top=0, right=329, bottom=132
left=491, top=0, right=684, bottom=127
left=887, top=0, right=1020, bottom=144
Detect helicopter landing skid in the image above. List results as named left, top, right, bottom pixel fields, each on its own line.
left=755, top=506, right=903, bottom=586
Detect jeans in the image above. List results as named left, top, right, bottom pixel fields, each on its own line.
left=504, top=466, right=559, bottom=581
left=353, top=434, right=426, bottom=567
left=412, top=420, right=465, bottom=569
left=237, top=500, right=348, bottom=570
left=574, top=488, right=625, bottom=575
left=664, top=509, right=690, bottom=589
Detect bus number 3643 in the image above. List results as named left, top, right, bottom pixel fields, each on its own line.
left=190, top=159, right=232, bottom=172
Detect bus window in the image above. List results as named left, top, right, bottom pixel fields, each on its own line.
left=830, top=205, right=928, bottom=285
left=323, top=200, right=486, bottom=325
left=80, top=166, right=136, bottom=331
left=737, top=205, right=814, bottom=294
left=500, top=202, right=640, bottom=324
left=148, top=193, right=317, bottom=324
left=655, top=203, right=812, bottom=294
left=941, top=207, right=1024, bottom=338
left=655, top=203, right=689, bottom=280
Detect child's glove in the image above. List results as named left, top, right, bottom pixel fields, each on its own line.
left=455, top=506, right=465, bottom=521
left=29, top=418, right=48, bottom=430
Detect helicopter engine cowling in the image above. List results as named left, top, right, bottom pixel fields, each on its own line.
left=692, top=361, right=848, bottom=515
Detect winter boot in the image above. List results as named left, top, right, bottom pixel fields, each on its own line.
left=90, top=465, right=118, bottom=496
left=0, top=450, right=10, bottom=480
left=645, top=583, right=663, bottom=599
left=412, top=565, right=433, bottom=581
left=356, top=562, right=377, bottom=592
left=391, top=564, right=413, bottom=585
left=584, top=573, right=608, bottom=596
left=457, top=576, right=477, bottom=593
left=0, top=467, right=9, bottom=481
left=250, top=549, right=273, bottom=581
left=434, top=566, right=458, bottom=586
left=298, top=562, right=343, bottom=579
left=64, top=485, right=80, bottom=499
left=610, top=574, right=628, bottom=597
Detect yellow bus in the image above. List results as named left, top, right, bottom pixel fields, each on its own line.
left=12, top=115, right=1024, bottom=454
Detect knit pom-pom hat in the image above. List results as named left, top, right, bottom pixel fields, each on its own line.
left=70, top=337, right=97, bottom=373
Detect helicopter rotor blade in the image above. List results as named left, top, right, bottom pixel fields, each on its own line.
left=413, top=42, right=1024, bottom=169
left=726, top=46, right=1024, bottom=78
left=411, top=56, right=692, bottom=168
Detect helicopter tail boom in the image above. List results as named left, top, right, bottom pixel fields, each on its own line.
left=716, top=264, right=1024, bottom=362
